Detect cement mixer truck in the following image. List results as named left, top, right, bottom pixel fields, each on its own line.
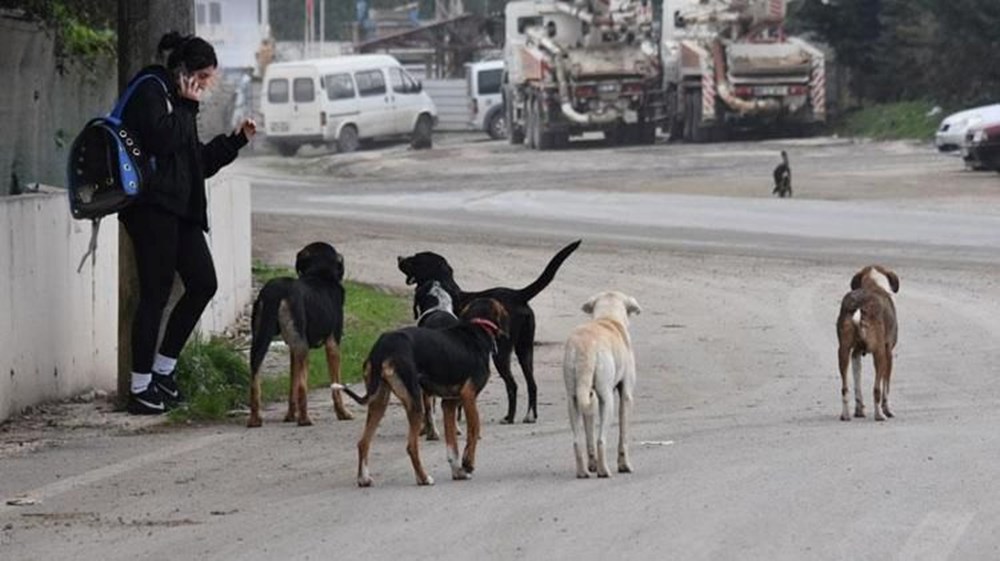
left=503, top=0, right=667, bottom=149
left=661, top=0, right=826, bottom=141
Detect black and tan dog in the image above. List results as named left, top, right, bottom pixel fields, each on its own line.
left=246, top=242, right=353, bottom=428
left=836, top=265, right=900, bottom=421
left=397, top=239, right=581, bottom=424
left=335, top=298, right=509, bottom=487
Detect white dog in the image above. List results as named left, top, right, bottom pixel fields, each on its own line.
left=562, top=291, right=641, bottom=478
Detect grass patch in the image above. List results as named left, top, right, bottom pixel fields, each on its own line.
left=834, top=100, right=941, bottom=141
left=169, top=262, right=409, bottom=422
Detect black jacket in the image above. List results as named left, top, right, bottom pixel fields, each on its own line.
left=120, top=65, right=247, bottom=231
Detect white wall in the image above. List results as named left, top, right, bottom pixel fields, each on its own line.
left=0, top=172, right=252, bottom=422
left=0, top=188, right=119, bottom=422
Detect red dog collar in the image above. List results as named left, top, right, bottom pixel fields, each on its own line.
left=469, top=318, right=500, bottom=337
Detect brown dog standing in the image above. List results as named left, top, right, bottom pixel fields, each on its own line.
left=836, top=265, right=900, bottom=421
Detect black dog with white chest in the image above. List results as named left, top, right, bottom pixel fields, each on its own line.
left=397, top=240, right=581, bottom=424
left=246, top=242, right=353, bottom=427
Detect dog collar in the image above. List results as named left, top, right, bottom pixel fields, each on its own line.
left=416, top=307, right=456, bottom=326
left=469, top=318, right=500, bottom=338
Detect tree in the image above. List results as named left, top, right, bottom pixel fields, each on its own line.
left=115, top=0, right=193, bottom=405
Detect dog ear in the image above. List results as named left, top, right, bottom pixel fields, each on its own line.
left=625, top=296, right=642, bottom=316
left=885, top=270, right=900, bottom=293
left=850, top=271, right=864, bottom=291
left=581, top=296, right=597, bottom=315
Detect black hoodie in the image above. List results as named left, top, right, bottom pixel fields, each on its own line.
left=119, top=65, right=247, bottom=231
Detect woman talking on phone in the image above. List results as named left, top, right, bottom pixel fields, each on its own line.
left=119, top=31, right=256, bottom=414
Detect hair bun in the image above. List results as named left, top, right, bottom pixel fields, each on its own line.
left=157, top=31, right=188, bottom=53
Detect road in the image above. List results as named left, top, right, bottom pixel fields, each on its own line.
left=3, top=136, right=1000, bottom=560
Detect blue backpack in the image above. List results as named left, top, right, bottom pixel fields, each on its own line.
left=67, top=74, right=167, bottom=271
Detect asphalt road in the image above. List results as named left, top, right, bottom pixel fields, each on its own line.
left=2, top=136, right=999, bottom=561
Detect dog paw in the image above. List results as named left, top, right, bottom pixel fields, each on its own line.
left=499, top=417, right=515, bottom=425
left=283, top=413, right=297, bottom=423
left=596, top=469, right=612, bottom=479
left=576, top=471, right=590, bottom=479
left=618, top=463, right=633, bottom=474
left=246, top=416, right=262, bottom=428
left=462, top=458, right=475, bottom=474
left=418, top=475, right=435, bottom=486
left=840, top=414, right=851, bottom=422
left=588, top=459, right=598, bottom=473
left=335, top=409, right=355, bottom=421
left=297, top=417, right=314, bottom=427
left=425, top=432, right=440, bottom=441
left=854, top=409, right=866, bottom=418
left=452, top=469, right=471, bottom=481
left=874, top=412, right=886, bottom=422
left=883, top=408, right=894, bottom=418
left=522, top=412, right=537, bottom=424
left=358, top=476, right=374, bottom=487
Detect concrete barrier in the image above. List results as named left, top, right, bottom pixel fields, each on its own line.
left=0, top=171, right=252, bottom=422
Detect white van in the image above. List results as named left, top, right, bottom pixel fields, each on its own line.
left=262, top=54, right=438, bottom=155
left=466, top=60, right=505, bottom=140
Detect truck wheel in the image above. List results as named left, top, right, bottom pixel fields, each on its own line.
left=507, top=99, right=525, bottom=145
left=411, top=114, right=433, bottom=149
left=638, top=117, right=657, bottom=145
left=685, top=89, right=710, bottom=143
left=525, top=98, right=537, bottom=149
left=337, top=125, right=360, bottom=153
left=534, top=96, right=554, bottom=150
left=603, top=125, right=624, bottom=146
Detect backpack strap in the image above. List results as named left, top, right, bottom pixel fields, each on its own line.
left=76, top=218, right=102, bottom=274
left=107, top=74, right=168, bottom=125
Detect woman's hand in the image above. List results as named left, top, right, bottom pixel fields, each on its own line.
left=235, top=118, right=257, bottom=139
left=178, top=73, right=203, bottom=101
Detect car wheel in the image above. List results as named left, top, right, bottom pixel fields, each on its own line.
left=274, top=142, right=298, bottom=157
left=337, top=126, right=360, bottom=153
left=411, top=114, right=433, bottom=149
left=487, top=111, right=507, bottom=140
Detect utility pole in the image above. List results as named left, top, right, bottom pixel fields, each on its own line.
left=116, top=0, right=194, bottom=406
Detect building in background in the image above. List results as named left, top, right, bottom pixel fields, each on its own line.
left=195, top=0, right=270, bottom=72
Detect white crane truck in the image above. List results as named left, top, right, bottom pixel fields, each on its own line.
left=661, top=0, right=826, bottom=141
left=503, top=0, right=666, bottom=149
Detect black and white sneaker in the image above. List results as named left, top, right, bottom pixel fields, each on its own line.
left=153, top=373, right=184, bottom=407
left=127, top=385, right=167, bottom=415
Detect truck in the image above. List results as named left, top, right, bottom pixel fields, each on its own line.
left=503, top=0, right=666, bottom=149
left=661, top=0, right=826, bottom=141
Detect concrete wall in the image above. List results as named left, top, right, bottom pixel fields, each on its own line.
left=0, top=14, right=117, bottom=196
left=0, top=172, right=252, bottom=422
left=200, top=171, right=253, bottom=337
left=0, top=188, right=119, bottom=422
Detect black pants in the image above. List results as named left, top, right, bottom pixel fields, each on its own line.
left=122, top=205, right=218, bottom=373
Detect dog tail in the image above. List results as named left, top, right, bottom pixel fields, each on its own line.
left=517, top=240, right=582, bottom=303
left=249, top=280, right=290, bottom=378
left=332, top=359, right=378, bottom=405
left=565, top=342, right=598, bottom=415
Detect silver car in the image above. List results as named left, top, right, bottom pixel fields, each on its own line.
left=935, top=103, right=1000, bottom=152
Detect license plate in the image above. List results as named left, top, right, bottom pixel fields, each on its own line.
left=755, top=86, right=788, bottom=96
left=270, top=121, right=289, bottom=133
